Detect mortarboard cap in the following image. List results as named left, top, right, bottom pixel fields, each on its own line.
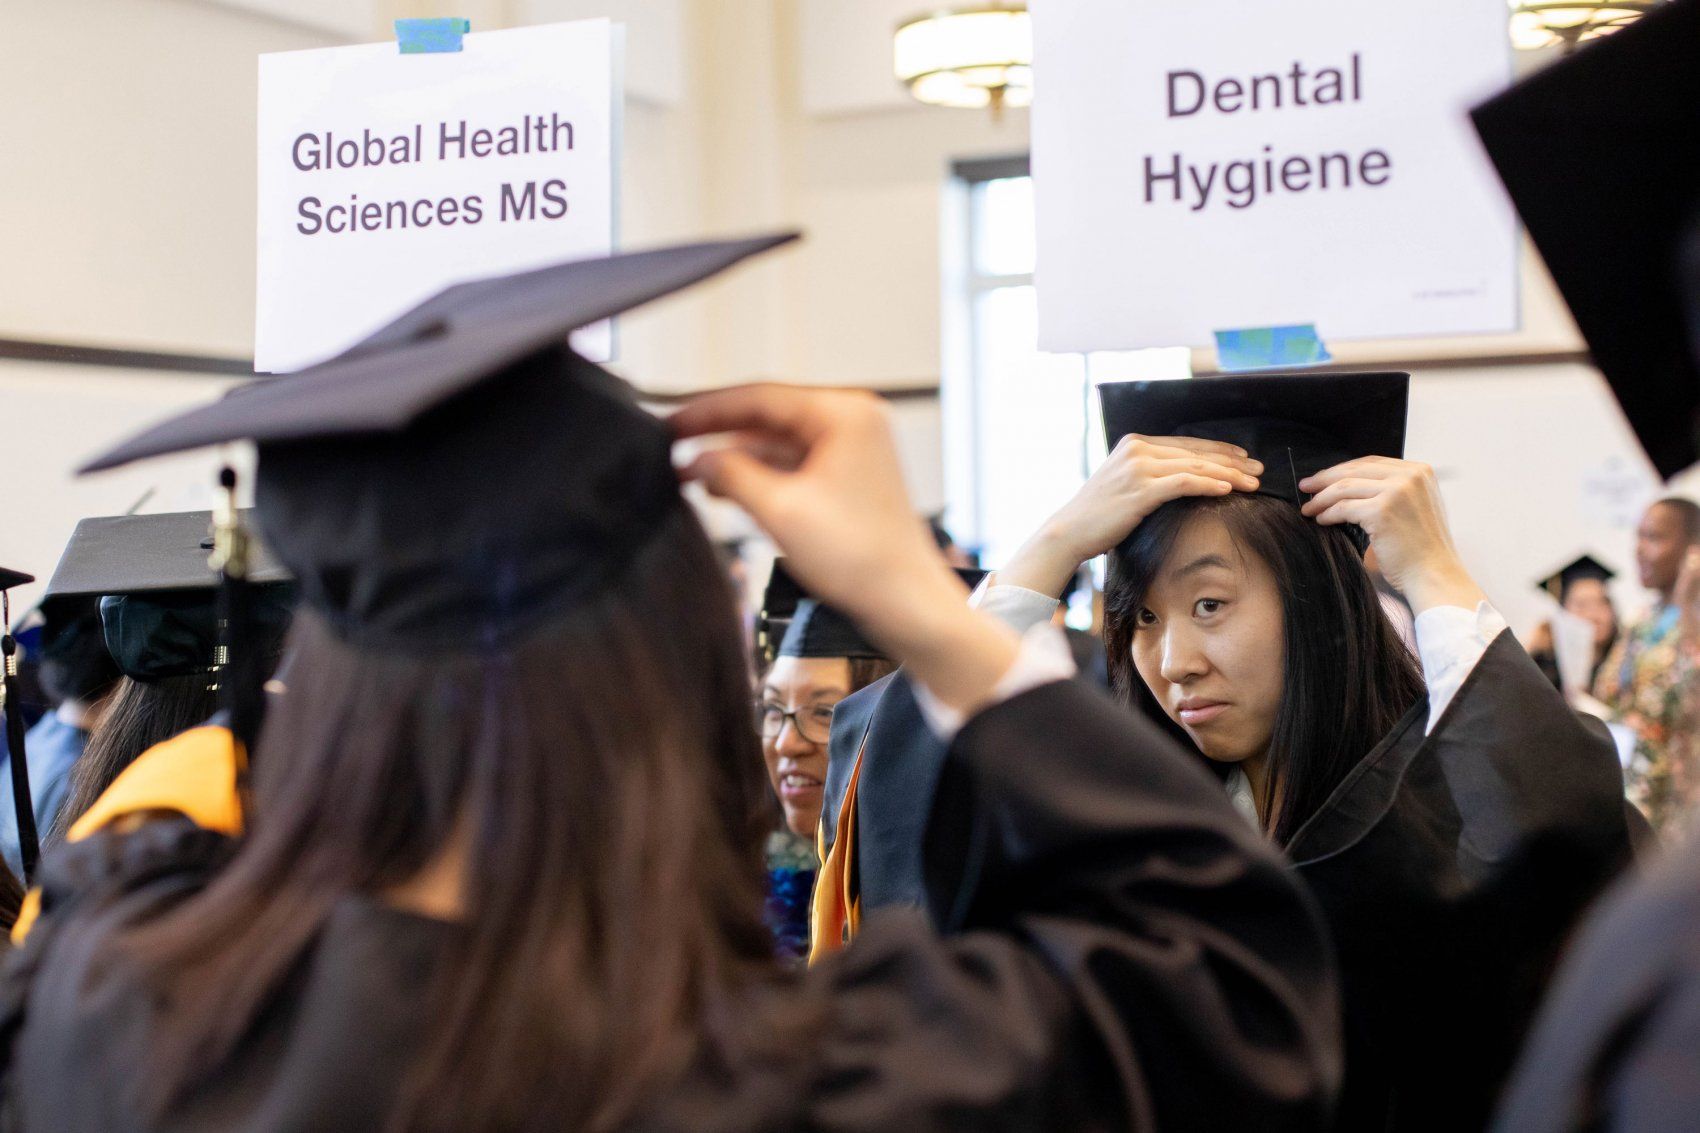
left=761, top=560, right=988, bottom=663
left=76, top=234, right=800, bottom=652
left=1471, top=0, right=1700, bottom=479
left=1099, top=372, right=1409, bottom=551
left=0, top=568, right=31, bottom=593
left=779, top=600, right=887, bottom=661
left=1537, top=554, right=1617, bottom=603
left=42, top=512, right=296, bottom=682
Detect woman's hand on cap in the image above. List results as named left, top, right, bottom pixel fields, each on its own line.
left=1299, top=457, right=1485, bottom=615
left=999, top=434, right=1261, bottom=598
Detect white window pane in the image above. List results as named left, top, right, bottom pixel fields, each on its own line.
left=972, top=285, right=1087, bottom=566
left=972, top=176, right=1035, bottom=277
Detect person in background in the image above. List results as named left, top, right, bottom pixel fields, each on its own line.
left=1594, top=498, right=1700, bottom=833
left=33, top=512, right=296, bottom=843
left=1527, top=555, right=1620, bottom=696
left=756, top=566, right=897, bottom=963
left=0, top=597, right=119, bottom=876
left=1476, top=7, right=1700, bottom=1123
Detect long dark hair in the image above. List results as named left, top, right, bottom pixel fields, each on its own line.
left=1104, top=494, right=1423, bottom=846
left=52, top=673, right=219, bottom=842
left=116, top=504, right=803, bottom=1132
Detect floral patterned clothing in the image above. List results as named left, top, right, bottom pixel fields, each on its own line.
left=1594, top=605, right=1700, bottom=833
left=764, top=828, right=817, bottom=965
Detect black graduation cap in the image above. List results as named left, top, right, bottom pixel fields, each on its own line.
left=0, top=568, right=30, bottom=593
left=41, top=512, right=296, bottom=682
left=758, top=560, right=883, bottom=661
left=1537, top=554, right=1617, bottom=603
left=77, top=234, right=800, bottom=652
left=1099, top=372, right=1409, bottom=551
left=1471, top=0, right=1700, bottom=479
left=760, top=560, right=989, bottom=663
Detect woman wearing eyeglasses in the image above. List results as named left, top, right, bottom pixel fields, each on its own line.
left=756, top=597, right=896, bottom=961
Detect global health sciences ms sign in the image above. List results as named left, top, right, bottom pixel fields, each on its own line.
left=1030, top=0, right=1516, bottom=352
left=256, top=20, right=619, bottom=373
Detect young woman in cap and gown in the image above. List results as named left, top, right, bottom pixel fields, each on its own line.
left=0, top=237, right=1340, bottom=1132
left=835, top=370, right=1633, bottom=1130
left=1526, top=555, right=1620, bottom=699
left=754, top=564, right=896, bottom=963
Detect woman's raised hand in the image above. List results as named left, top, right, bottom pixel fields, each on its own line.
left=672, top=383, right=1018, bottom=712
left=999, top=434, right=1262, bottom=598
left=1299, top=457, right=1486, bottom=615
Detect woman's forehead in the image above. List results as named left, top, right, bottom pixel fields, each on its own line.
left=1161, top=513, right=1251, bottom=576
left=762, top=655, right=852, bottom=697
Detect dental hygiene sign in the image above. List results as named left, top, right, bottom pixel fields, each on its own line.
left=1030, top=0, right=1516, bottom=352
left=255, top=19, right=620, bottom=373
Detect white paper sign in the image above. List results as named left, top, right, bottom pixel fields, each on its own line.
left=256, top=20, right=620, bottom=373
left=1031, top=0, right=1516, bottom=352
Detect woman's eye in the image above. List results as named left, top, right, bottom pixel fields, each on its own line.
left=1194, top=598, right=1225, bottom=618
left=1135, top=608, right=1158, bottom=628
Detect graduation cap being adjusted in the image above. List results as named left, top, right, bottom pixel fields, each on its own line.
left=1099, top=371, right=1409, bottom=551
left=41, top=512, right=296, bottom=683
left=78, top=234, right=800, bottom=651
left=1537, top=554, right=1617, bottom=604
left=1471, top=0, right=1700, bottom=479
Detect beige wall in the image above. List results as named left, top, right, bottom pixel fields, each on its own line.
left=0, top=2, right=1666, bottom=628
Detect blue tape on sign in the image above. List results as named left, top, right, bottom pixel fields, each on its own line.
left=1213, top=324, right=1333, bottom=372
left=395, top=18, right=470, bottom=54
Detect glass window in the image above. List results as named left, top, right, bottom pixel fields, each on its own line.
left=944, top=159, right=1192, bottom=578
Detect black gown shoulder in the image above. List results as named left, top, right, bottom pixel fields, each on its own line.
left=1286, top=630, right=1634, bottom=1131
left=0, top=680, right=1341, bottom=1132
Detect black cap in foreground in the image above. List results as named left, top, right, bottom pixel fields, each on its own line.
left=0, top=569, right=32, bottom=594
left=76, top=233, right=800, bottom=652
left=1537, top=555, right=1617, bottom=603
left=1099, top=372, right=1409, bottom=551
left=1471, top=0, right=1700, bottom=479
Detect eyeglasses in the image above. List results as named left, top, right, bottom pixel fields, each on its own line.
left=755, top=700, right=839, bottom=745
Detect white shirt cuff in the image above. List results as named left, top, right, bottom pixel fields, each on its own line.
left=912, top=622, right=1078, bottom=742
left=1414, top=601, right=1508, bottom=734
left=972, top=575, right=1063, bottom=635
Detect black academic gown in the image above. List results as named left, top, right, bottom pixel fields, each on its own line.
left=1283, top=632, right=1631, bottom=1131
left=0, top=680, right=1341, bottom=1132
left=829, top=633, right=1633, bottom=1132
left=820, top=671, right=938, bottom=913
